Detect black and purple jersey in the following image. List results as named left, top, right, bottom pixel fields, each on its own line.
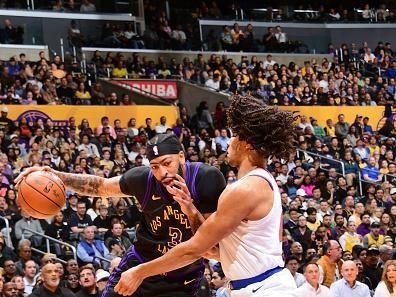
left=103, top=162, right=225, bottom=296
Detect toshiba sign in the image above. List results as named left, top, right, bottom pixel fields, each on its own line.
left=113, top=80, right=178, bottom=99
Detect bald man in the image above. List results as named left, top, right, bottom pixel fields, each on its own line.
left=295, top=263, right=330, bottom=296
left=28, top=264, right=75, bottom=297
left=329, top=260, right=370, bottom=297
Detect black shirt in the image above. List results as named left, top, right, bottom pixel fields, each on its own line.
left=363, top=265, right=382, bottom=289
left=56, top=86, right=74, bottom=101
left=45, top=222, right=70, bottom=241
left=76, top=288, right=99, bottom=297
left=92, top=215, right=111, bottom=230
left=119, top=162, right=225, bottom=273
left=28, top=286, right=76, bottom=297
left=62, top=207, right=76, bottom=221
left=68, top=213, right=92, bottom=230
left=0, top=116, right=15, bottom=133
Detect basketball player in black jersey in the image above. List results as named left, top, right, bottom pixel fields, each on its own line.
left=16, top=134, right=226, bottom=297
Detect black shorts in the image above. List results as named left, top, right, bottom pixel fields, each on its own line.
left=102, top=247, right=203, bottom=297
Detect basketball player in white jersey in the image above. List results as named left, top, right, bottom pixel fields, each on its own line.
left=114, top=95, right=298, bottom=297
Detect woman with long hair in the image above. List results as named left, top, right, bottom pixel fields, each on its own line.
left=113, top=148, right=129, bottom=170
left=5, top=189, right=18, bottom=213
left=74, top=82, right=91, bottom=105
left=18, top=117, right=32, bottom=138
left=321, top=180, right=335, bottom=204
left=371, top=207, right=384, bottom=224
left=57, top=158, right=70, bottom=172
left=299, top=175, right=315, bottom=197
left=77, top=118, right=91, bottom=136
left=78, top=158, right=93, bottom=174
left=346, top=125, right=359, bottom=147
left=381, top=212, right=393, bottom=235
left=172, top=118, right=184, bottom=138
left=87, top=197, right=103, bottom=221
left=374, top=260, right=396, bottom=297
left=380, top=160, right=390, bottom=175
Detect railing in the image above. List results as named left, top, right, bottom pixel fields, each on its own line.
left=357, top=170, right=382, bottom=196
left=7, top=0, right=142, bottom=16
left=0, top=216, right=13, bottom=250
left=95, top=255, right=111, bottom=263
left=22, top=227, right=77, bottom=261
left=296, top=148, right=392, bottom=197
left=358, top=171, right=396, bottom=196
left=296, top=148, right=346, bottom=176
left=384, top=173, right=396, bottom=184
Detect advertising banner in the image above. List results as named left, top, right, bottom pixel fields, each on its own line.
left=113, top=80, right=178, bottom=99
left=5, top=105, right=179, bottom=129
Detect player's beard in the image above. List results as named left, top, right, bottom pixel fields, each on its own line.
left=177, top=164, right=184, bottom=178
left=161, top=164, right=184, bottom=186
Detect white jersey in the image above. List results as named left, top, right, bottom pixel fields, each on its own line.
left=219, top=168, right=284, bottom=280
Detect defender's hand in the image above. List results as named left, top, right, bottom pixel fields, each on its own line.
left=114, top=267, right=143, bottom=296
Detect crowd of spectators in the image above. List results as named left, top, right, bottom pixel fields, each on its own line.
left=4, top=0, right=395, bottom=24
left=0, top=80, right=393, bottom=295
left=2, top=38, right=396, bottom=105
left=88, top=40, right=396, bottom=106
left=206, top=3, right=396, bottom=23
left=1, top=32, right=396, bottom=297
left=0, top=51, right=140, bottom=105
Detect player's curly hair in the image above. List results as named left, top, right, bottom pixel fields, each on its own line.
left=227, top=95, right=297, bottom=159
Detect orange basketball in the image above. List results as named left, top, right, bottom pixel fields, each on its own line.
left=18, top=171, right=66, bottom=219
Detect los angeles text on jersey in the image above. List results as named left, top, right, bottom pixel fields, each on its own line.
left=149, top=204, right=191, bottom=233
left=149, top=204, right=192, bottom=255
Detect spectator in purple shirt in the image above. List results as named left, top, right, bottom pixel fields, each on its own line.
left=357, top=212, right=371, bottom=237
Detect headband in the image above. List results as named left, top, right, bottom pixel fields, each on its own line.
left=146, top=135, right=182, bottom=161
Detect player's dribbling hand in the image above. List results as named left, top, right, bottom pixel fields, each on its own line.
left=14, top=166, right=53, bottom=188
left=114, top=267, right=143, bottom=296
left=166, top=174, right=195, bottom=216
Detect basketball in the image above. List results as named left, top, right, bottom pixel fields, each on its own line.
left=18, top=171, right=66, bottom=219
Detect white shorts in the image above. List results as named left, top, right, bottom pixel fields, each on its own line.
left=229, top=268, right=298, bottom=297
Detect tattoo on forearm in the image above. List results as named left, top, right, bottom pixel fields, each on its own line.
left=56, top=172, right=106, bottom=197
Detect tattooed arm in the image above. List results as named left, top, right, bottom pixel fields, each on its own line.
left=15, top=166, right=126, bottom=198
left=54, top=171, right=125, bottom=197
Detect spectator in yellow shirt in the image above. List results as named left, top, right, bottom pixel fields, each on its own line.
left=368, top=135, right=380, bottom=156
left=324, top=119, right=336, bottom=137
left=306, top=207, right=321, bottom=231
left=158, top=63, right=171, bottom=78
left=74, top=82, right=91, bottom=104
left=301, top=61, right=314, bottom=77
left=112, top=61, right=128, bottom=78
left=100, top=148, right=114, bottom=171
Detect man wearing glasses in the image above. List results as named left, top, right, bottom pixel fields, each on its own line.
left=3, top=260, right=17, bottom=282
left=317, top=240, right=343, bottom=288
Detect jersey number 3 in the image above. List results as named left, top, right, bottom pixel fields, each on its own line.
left=168, top=227, right=183, bottom=248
